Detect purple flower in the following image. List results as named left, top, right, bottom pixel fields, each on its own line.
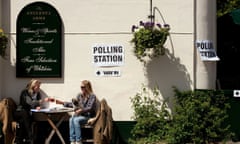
left=132, top=21, right=170, bottom=33
left=144, top=22, right=151, bottom=28
left=164, top=24, right=170, bottom=28
left=156, top=23, right=161, bottom=28
left=141, top=21, right=155, bottom=29
left=150, top=22, right=154, bottom=27
left=131, top=25, right=138, bottom=32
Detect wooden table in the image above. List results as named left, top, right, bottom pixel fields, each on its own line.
left=31, top=108, right=73, bottom=144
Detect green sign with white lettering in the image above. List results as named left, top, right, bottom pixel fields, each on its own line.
left=16, top=2, right=62, bottom=77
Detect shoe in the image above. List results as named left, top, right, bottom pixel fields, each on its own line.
left=76, top=141, right=83, bottom=144
left=23, top=138, right=33, bottom=143
left=70, top=142, right=76, bottom=144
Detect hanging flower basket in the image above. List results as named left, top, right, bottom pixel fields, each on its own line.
left=0, top=28, right=8, bottom=58
left=131, top=21, right=170, bottom=63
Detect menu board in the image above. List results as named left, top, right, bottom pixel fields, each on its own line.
left=16, top=2, right=62, bottom=77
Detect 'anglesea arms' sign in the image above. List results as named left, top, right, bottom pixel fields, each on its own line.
left=16, top=2, right=62, bottom=77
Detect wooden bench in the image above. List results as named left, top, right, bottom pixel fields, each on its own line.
left=81, top=124, right=94, bottom=143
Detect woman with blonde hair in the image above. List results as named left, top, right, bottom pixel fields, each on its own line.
left=20, top=79, right=46, bottom=110
left=14, top=79, right=49, bottom=143
left=56, top=80, right=98, bottom=144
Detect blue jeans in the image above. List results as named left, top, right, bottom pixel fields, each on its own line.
left=69, top=115, right=89, bottom=142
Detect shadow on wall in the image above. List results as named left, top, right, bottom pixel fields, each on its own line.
left=142, top=3, right=192, bottom=111
left=145, top=48, right=192, bottom=110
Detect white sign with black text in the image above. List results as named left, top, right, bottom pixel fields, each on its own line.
left=95, top=69, right=121, bottom=77
left=92, top=44, right=124, bottom=66
left=196, top=40, right=220, bottom=61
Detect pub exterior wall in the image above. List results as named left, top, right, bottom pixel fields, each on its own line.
left=0, top=0, right=207, bottom=121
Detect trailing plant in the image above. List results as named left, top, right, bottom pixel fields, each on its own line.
left=131, top=21, right=170, bottom=63
left=129, top=85, right=171, bottom=144
left=0, top=28, right=8, bottom=58
left=166, top=87, right=232, bottom=144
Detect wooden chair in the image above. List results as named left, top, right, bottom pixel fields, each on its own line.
left=0, top=97, right=17, bottom=144
left=81, top=124, right=94, bottom=143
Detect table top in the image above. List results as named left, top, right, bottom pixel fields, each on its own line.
left=31, top=107, right=73, bottom=113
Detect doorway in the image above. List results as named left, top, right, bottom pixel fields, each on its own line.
left=217, top=9, right=240, bottom=90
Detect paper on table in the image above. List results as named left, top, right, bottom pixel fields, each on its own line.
left=31, top=108, right=51, bottom=112
left=48, top=97, right=64, bottom=109
left=31, top=107, right=73, bottom=112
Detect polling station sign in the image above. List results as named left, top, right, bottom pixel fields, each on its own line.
left=92, top=44, right=124, bottom=66
left=196, top=40, right=220, bottom=61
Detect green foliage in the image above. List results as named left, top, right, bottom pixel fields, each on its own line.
left=166, top=88, right=232, bottom=144
left=217, top=0, right=240, bottom=17
left=131, top=21, right=170, bottom=63
left=0, top=28, right=8, bottom=59
left=129, top=85, right=171, bottom=144
left=130, top=86, right=232, bottom=144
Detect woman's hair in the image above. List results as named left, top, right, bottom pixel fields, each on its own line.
left=26, top=79, right=41, bottom=95
left=81, top=80, right=93, bottom=95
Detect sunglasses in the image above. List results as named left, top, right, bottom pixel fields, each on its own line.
left=81, top=86, right=86, bottom=89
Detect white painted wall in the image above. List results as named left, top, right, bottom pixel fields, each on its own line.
left=0, top=0, right=216, bottom=121
left=195, top=0, right=217, bottom=89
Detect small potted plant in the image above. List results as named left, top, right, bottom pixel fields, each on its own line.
left=0, top=28, right=8, bottom=58
left=131, top=21, right=170, bottom=63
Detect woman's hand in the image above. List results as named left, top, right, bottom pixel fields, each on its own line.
left=46, top=97, right=55, bottom=102
left=74, top=108, right=83, bottom=115
left=56, top=99, right=64, bottom=104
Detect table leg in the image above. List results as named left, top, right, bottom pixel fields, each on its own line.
left=45, top=114, right=68, bottom=144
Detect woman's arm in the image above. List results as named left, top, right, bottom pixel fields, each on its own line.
left=56, top=99, right=73, bottom=107
left=31, top=92, right=42, bottom=108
